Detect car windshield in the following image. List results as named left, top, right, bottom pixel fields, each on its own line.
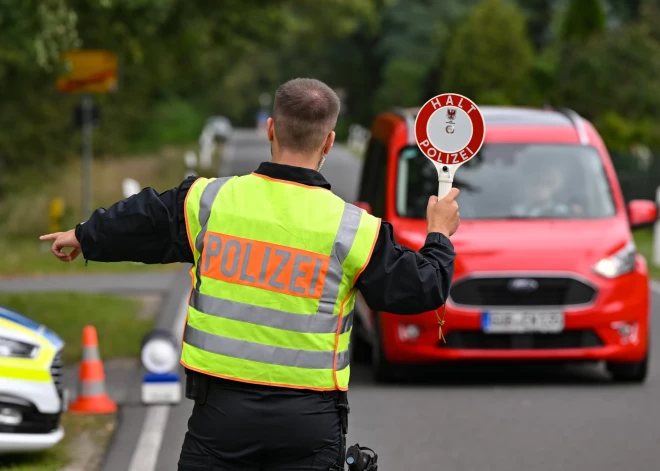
left=396, top=144, right=616, bottom=220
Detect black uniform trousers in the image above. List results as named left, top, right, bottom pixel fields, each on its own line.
left=178, top=373, right=343, bottom=471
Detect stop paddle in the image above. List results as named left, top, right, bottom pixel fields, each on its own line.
left=414, top=93, right=486, bottom=198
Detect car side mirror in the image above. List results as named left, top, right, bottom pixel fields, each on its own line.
left=627, top=200, right=658, bottom=229
left=354, top=201, right=373, bottom=214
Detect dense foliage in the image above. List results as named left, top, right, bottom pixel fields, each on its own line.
left=2, top=0, right=660, bottom=189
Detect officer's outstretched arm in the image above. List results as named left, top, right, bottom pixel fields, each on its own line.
left=42, top=176, right=198, bottom=265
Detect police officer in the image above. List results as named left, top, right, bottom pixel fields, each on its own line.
left=40, top=78, right=460, bottom=470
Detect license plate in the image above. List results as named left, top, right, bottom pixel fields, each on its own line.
left=482, top=310, right=564, bottom=334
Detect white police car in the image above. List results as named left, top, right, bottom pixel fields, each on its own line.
left=0, top=307, right=67, bottom=453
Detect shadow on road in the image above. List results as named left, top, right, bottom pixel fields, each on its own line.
left=349, top=362, right=636, bottom=389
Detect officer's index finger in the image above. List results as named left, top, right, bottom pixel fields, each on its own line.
left=40, top=233, right=62, bottom=241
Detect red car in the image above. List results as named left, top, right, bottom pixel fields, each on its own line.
left=352, top=105, right=657, bottom=383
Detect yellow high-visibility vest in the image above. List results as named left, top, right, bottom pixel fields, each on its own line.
left=181, top=173, right=381, bottom=391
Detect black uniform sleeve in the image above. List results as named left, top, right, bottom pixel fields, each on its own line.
left=355, top=222, right=456, bottom=315
left=75, top=176, right=197, bottom=264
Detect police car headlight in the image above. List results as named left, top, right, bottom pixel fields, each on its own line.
left=0, top=337, right=39, bottom=358
left=593, top=241, right=637, bottom=279
left=141, top=330, right=179, bottom=374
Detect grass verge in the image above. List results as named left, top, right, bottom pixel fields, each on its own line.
left=0, top=238, right=180, bottom=277
left=1, top=413, right=116, bottom=471
left=0, top=292, right=153, bottom=470
left=0, top=292, right=155, bottom=365
left=0, top=144, right=194, bottom=276
left=632, top=227, right=660, bottom=279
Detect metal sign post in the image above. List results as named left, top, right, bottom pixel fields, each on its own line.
left=414, top=93, right=486, bottom=198
left=57, top=49, right=118, bottom=220
left=81, top=94, right=94, bottom=219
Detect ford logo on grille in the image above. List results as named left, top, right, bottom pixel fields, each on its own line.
left=507, top=278, right=539, bottom=292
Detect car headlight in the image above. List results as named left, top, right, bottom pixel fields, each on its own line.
left=0, top=337, right=39, bottom=358
left=593, top=241, right=637, bottom=279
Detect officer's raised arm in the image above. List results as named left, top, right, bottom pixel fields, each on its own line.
left=355, top=188, right=460, bottom=315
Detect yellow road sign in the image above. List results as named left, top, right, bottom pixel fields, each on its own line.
left=49, top=198, right=66, bottom=233
left=57, top=50, right=118, bottom=94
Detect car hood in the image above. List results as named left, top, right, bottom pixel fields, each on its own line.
left=392, top=217, right=632, bottom=274
left=0, top=307, right=64, bottom=351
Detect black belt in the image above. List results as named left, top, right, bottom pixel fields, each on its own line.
left=185, top=369, right=345, bottom=402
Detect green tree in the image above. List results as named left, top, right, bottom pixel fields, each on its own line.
left=442, top=0, right=535, bottom=105
left=553, top=8, right=660, bottom=150
left=605, top=0, right=642, bottom=23
left=515, top=0, right=559, bottom=50
left=560, top=0, right=606, bottom=43
left=0, top=0, right=377, bottom=187
left=371, top=0, right=479, bottom=112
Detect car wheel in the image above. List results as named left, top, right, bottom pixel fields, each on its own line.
left=349, top=317, right=371, bottom=365
left=372, top=313, right=400, bottom=383
left=606, top=353, right=648, bottom=384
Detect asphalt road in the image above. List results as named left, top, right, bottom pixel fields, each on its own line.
left=145, top=129, right=659, bottom=470
left=0, top=272, right=179, bottom=294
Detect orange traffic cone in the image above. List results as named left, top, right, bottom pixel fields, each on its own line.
left=69, top=326, right=117, bottom=414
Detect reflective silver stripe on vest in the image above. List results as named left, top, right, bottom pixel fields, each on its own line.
left=190, top=289, right=352, bottom=334
left=316, top=203, right=363, bottom=316
left=184, top=324, right=350, bottom=370
left=195, top=177, right=233, bottom=290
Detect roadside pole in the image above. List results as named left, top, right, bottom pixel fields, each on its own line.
left=56, top=50, right=118, bottom=221
left=81, top=94, right=94, bottom=219
left=653, top=186, right=660, bottom=266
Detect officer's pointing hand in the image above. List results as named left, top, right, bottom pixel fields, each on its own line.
left=426, top=188, right=460, bottom=237
left=39, top=229, right=81, bottom=262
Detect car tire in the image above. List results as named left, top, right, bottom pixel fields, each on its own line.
left=372, top=313, right=400, bottom=383
left=349, top=317, right=371, bottom=365
left=606, top=353, right=648, bottom=384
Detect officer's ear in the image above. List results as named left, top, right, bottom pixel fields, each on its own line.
left=323, top=131, right=335, bottom=155
left=266, top=118, right=275, bottom=142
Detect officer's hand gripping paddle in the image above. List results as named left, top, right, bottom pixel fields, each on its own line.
left=414, top=93, right=486, bottom=341
left=414, top=93, right=486, bottom=198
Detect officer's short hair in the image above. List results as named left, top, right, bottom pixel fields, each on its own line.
left=273, top=78, right=340, bottom=153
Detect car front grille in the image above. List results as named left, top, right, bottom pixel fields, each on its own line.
left=449, top=276, right=597, bottom=307
left=443, top=329, right=603, bottom=350
left=50, top=350, right=64, bottom=400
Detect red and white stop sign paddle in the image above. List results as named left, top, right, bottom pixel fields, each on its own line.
left=415, top=93, right=486, bottom=198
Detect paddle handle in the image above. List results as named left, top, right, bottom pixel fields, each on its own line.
left=438, top=180, right=453, bottom=199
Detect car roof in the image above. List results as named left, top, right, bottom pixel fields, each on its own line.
left=400, top=105, right=575, bottom=127
left=392, top=105, right=589, bottom=145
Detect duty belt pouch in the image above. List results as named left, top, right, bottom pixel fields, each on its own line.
left=184, top=369, right=209, bottom=405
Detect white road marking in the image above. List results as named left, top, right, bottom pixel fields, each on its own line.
left=127, top=290, right=190, bottom=471
left=127, top=405, right=170, bottom=471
